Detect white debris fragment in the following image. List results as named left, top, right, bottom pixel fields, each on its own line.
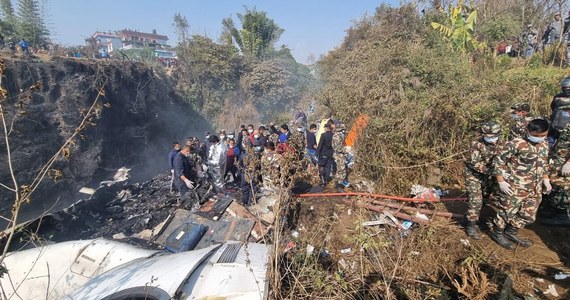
left=340, top=248, right=352, bottom=254
left=460, top=239, right=471, bottom=247
left=554, top=272, right=570, bottom=280
left=306, top=244, right=315, bottom=255
left=534, top=278, right=545, bottom=283
left=543, top=284, right=559, bottom=297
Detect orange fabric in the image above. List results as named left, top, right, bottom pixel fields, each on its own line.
left=345, top=114, right=370, bottom=147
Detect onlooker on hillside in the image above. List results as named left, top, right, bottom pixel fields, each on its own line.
left=542, top=13, right=562, bottom=46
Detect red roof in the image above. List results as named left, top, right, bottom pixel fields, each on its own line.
left=117, top=30, right=168, bottom=41
left=92, top=32, right=120, bottom=39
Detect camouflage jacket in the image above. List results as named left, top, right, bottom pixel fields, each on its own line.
left=492, top=137, right=549, bottom=186
left=465, top=138, right=498, bottom=175
left=550, top=126, right=570, bottom=173
left=508, top=116, right=533, bottom=140
left=332, top=131, right=345, bottom=153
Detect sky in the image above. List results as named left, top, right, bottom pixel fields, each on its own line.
left=45, top=0, right=396, bottom=63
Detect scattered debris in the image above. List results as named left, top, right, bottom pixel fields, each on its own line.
left=554, top=272, right=570, bottom=280
left=306, top=244, right=315, bottom=255
left=535, top=278, right=545, bottom=283
left=79, top=187, right=96, bottom=195
left=460, top=238, right=471, bottom=247
left=340, top=248, right=352, bottom=254
left=410, top=184, right=441, bottom=200
left=543, top=284, right=559, bottom=297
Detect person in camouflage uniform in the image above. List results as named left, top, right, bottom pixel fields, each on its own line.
left=489, top=118, right=552, bottom=249
left=464, top=121, right=502, bottom=240
left=508, top=103, right=533, bottom=140
left=260, top=141, right=281, bottom=195
left=332, top=123, right=348, bottom=187
left=543, top=125, right=570, bottom=225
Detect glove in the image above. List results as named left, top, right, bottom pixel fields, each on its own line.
left=562, top=162, right=570, bottom=176
left=183, top=179, right=194, bottom=189
left=498, top=181, right=513, bottom=196
left=543, top=179, right=552, bottom=194
left=170, top=169, right=174, bottom=174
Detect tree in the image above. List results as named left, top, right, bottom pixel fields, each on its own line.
left=431, top=0, right=484, bottom=52
left=173, top=13, right=189, bottom=46
left=0, top=0, right=16, bottom=38
left=178, top=35, right=241, bottom=117
left=222, top=7, right=284, bottom=59
left=1, top=0, right=14, bottom=18
left=16, top=0, right=49, bottom=46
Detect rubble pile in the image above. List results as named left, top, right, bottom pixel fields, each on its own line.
left=11, top=172, right=225, bottom=247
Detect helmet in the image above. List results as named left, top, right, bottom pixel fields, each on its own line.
left=480, top=121, right=501, bottom=135
left=510, top=103, right=530, bottom=112
left=561, top=77, right=570, bottom=88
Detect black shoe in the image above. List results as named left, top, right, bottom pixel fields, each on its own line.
left=465, top=221, right=480, bottom=240
left=491, top=229, right=515, bottom=250
left=504, top=225, right=533, bottom=248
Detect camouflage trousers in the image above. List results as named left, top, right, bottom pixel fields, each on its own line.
left=333, top=152, right=347, bottom=181
left=489, top=182, right=541, bottom=230
left=465, top=168, right=494, bottom=222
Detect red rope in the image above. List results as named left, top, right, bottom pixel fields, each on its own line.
left=293, top=192, right=467, bottom=203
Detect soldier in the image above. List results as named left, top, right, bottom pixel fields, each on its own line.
left=549, top=77, right=570, bottom=145
left=464, top=122, right=502, bottom=240
left=332, top=123, right=349, bottom=188
left=490, top=118, right=551, bottom=249
left=260, top=141, right=280, bottom=195
left=508, top=103, right=532, bottom=140
left=543, top=125, right=570, bottom=226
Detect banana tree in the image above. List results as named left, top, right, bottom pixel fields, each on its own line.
left=431, top=0, right=484, bottom=52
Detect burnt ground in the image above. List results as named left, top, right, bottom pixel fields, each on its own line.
left=7, top=172, right=226, bottom=251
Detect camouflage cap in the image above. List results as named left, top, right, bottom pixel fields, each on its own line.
left=510, top=103, right=530, bottom=112
left=480, top=121, right=502, bottom=134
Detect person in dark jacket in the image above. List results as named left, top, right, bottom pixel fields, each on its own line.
left=316, top=122, right=335, bottom=186
left=168, top=141, right=181, bottom=193
left=173, top=145, right=195, bottom=196
left=306, top=124, right=318, bottom=166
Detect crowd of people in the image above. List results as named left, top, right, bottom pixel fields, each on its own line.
left=464, top=77, right=570, bottom=249
left=498, top=11, right=570, bottom=60
left=168, top=108, right=356, bottom=210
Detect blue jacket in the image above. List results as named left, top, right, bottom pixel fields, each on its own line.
left=168, top=149, right=179, bottom=169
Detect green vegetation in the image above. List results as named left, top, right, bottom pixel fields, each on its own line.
left=0, top=0, right=50, bottom=46
left=174, top=7, right=314, bottom=127
left=317, top=4, right=567, bottom=193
